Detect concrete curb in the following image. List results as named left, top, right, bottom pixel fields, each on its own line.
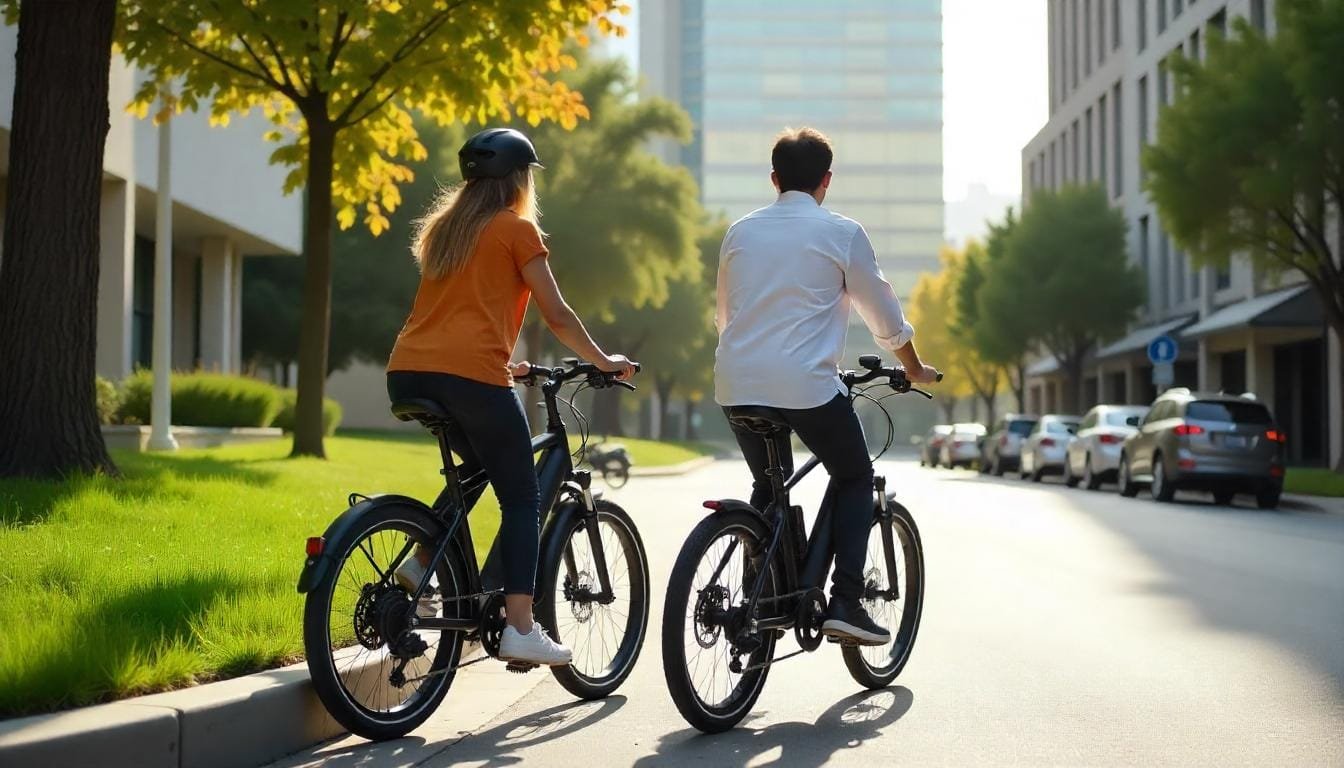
left=1281, top=493, right=1344, bottom=516
left=628, top=455, right=717, bottom=477
left=0, top=642, right=480, bottom=768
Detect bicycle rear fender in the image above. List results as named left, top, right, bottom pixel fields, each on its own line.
left=701, top=498, right=770, bottom=529
left=296, top=494, right=433, bottom=594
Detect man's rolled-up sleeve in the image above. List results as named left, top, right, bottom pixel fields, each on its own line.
left=843, top=225, right=915, bottom=352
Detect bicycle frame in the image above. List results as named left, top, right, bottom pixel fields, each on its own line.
left=392, top=374, right=612, bottom=634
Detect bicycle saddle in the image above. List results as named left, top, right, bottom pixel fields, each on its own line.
left=725, top=405, right=790, bottom=435
left=390, top=398, right=454, bottom=428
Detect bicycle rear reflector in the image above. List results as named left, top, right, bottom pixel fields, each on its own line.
left=306, top=536, right=325, bottom=557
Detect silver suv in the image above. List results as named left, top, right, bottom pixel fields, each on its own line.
left=1117, top=389, right=1286, bottom=508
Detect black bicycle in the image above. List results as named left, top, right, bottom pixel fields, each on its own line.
left=662, top=355, right=935, bottom=733
left=298, top=359, right=650, bottom=741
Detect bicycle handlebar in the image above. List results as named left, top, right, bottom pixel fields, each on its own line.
left=841, top=362, right=941, bottom=400
left=515, top=358, right=641, bottom=391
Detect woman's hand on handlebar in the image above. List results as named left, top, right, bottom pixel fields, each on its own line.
left=907, top=363, right=941, bottom=384
left=508, top=361, right=532, bottom=381
left=597, top=353, right=638, bottom=381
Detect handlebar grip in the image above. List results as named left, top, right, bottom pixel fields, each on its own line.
left=935, top=372, right=944, bottom=383
left=632, top=362, right=641, bottom=373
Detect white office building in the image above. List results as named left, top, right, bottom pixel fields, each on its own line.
left=640, top=0, right=945, bottom=297
left=0, top=27, right=301, bottom=386
left=1021, top=0, right=1341, bottom=468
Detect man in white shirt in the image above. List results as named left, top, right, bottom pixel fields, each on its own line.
left=715, top=127, right=939, bottom=645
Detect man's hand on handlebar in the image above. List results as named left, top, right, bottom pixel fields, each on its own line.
left=508, top=361, right=532, bottom=380
left=907, top=363, right=941, bottom=384
left=597, top=353, right=637, bottom=381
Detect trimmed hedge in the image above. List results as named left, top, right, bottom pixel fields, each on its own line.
left=273, top=389, right=343, bottom=436
left=118, top=371, right=281, bottom=428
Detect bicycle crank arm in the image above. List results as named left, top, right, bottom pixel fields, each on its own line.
left=737, top=648, right=810, bottom=674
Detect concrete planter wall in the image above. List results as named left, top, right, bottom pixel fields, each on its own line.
left=101, top=425, right=284, bottom=452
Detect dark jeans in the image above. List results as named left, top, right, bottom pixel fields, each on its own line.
left=725, top=393, right=875, bottom=603
left=387, top=370, right=540, bottom=595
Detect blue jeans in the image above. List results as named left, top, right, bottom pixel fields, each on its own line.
left=387, top=371, right=541, bottom=595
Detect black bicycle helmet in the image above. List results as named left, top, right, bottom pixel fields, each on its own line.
left=458, top=128, right=543, bottom=180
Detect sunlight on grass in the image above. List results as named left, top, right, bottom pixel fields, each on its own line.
left=1284, top=467, right=1344, bottom=497
left=0, top=435, right=500, bottom=717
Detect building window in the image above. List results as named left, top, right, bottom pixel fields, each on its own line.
left=1072, top=120, right=1081, bottom=183
left=1173, top=0, right=1183, bottom=19
left=1139, top=215, right=1151, bottom=311
left=1158, top=57, right=1169, bottom=108
left=1138, top=74, right=1149, bottom=182
left=1113, top=81, right=1123, bottom=197
left=1113, top=0, right=1122, bottom=49
left=1099, top=0, right=1107, bottom=64
left=1072, top=0, right=1081, bottom=90
left=1138, top=0, right=1148, bottom=51
left=1158, top=230, right=1171, bottom=310
left=1051, top=139, right=1059, bottom=188
left=1158, top=0, right=1168, bottom=34
left=1084, top=0, right=1093, bottom=76
left=1085, top=107, right=1095, bottom=182
left=132, top=236, right=155, bottom=368
left=1209, top=7, right=1227, bottom=37
left=1062, top=131, right=1070, bottom=183
left=1099, top=93, right=1109, bottom=189
left=1192, top=258, right=1201, bottom=298
left=1216, top=265, right=1231, bottom=290
left=1189, top=28, right=1201, bottom=60
left=1175, top=247, right=1187, bottom=302
left=1251, top=0, right=1266, bottom=31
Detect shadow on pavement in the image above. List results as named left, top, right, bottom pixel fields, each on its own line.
left=630, top=687, right=913, bottom=768
left=417, top=695, right=628, bottom=767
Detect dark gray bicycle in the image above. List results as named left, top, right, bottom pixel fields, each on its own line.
left=662, top=355, right=935, bottom=733
left=298, top=360, right=649, bottom=741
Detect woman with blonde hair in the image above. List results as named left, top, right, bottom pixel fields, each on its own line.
left=387, top=128, right=635, bottom=666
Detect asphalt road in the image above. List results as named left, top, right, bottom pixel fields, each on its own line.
left=271, top=455, right=1344, bottom=767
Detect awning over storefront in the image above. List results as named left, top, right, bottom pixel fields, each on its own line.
left=1094, top=314, right=1197, bottom=360
left=1180, top=285, right=1321, bottom=339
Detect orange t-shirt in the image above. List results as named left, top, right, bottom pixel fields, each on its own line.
left=387, top=210, right=547, bottom=386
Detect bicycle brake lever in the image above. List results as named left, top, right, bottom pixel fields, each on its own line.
left=614, top=380, right=637, bottom=392
left=912, top=387, right=934, bottom=399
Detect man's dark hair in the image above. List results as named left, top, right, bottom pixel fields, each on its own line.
left=771, top=127, right=833, bottom=193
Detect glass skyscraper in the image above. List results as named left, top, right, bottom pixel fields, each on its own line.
left=643, top=0, right=945, bottom=296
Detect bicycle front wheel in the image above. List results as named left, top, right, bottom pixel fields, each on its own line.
left=841, top=499, right=924, bottom=689
left=536, top=499, right=649, bottom=699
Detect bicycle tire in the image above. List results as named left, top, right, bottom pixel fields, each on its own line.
left=303, top=504, right=467, bottom=741
left=662, top=509, right=782, bottom=733
left=841, top=500, right=925, bottom=690
left=535, top=499, right=649, bottom=699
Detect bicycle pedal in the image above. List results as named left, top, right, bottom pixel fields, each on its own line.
left=505, top=661, right=539, bottom=674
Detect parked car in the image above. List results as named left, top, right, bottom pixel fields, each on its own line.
left=920, top=424, right=953, bottom=467
left=1117, top=389, right=1285, bottom=508
left=983, top=415, right=1039, bottom=476
left=1064, top=404, right=1151, bottom=490
left=1020, top=414, right=1082, bottom=482
left=939, top=422, right=987, bottom=468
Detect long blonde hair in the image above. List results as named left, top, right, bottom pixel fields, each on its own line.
left=412, top=167, right=540, bottom=279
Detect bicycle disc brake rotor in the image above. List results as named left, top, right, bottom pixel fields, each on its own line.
left=794, top=587, right=827, bottom=652
left=693, top=584, right=730, bottom=649
left=480, top=592, right=507, bottom=657
left=861, top=567, right=885, bottom=606
left=564, top=571, right=596, bottom=623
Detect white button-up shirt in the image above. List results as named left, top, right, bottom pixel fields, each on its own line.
left=714, top=191, right=916, bottom=409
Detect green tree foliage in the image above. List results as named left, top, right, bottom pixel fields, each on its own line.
left=116, top=0, right=629, bottom=458
left=1144, top=0, right=1344, bottom=467
left=964, top=209, right=1032, bottom=411
left=981, top=186, right=1143, bottom=413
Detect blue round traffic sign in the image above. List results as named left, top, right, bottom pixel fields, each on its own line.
left=1147, top=334, right=1178, bottom=365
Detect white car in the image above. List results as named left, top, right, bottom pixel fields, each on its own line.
left=1019, top=414, right=1082, bottom=482
left=1064, top=404, right=1150, bottom=490
left=939, top=422, right=987, bottom=468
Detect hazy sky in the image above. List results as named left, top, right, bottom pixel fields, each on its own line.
left=601, top=1, right=1049, bottom=202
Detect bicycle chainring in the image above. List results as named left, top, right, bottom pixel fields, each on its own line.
left=480, top=592, right=507, bottom=658
left=794, top=587, right=827, bottom=652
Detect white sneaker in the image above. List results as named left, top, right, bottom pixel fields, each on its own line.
left=499, top=623, right=573, bottom=667
left=394, top=557, right=438, bottom=618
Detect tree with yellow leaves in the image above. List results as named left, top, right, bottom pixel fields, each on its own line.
left=116, top=1, right=630, bottom=457
left=907, top=259, right=973, bottom=423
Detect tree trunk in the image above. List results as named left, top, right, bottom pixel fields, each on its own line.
left=590, top=389, right=625, bottom=436
left=655, top=375, right=675, bottom=441
left=1059, top=354, right=1084, bottom=415
left=1010, top=362, right=1027, bottom=413
left=980, top=381, right=999, bottom=430
left=939, top=397, right=957, bottom=423
left=684, top=396, right=699, bottom=440
left=0, top=0, right=117, bottom=478
left=292, top=118, right=336, bottom=457
left=522, top=320, right=545, bottom=433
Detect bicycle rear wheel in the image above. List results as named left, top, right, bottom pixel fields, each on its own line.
left=662, top=509, right=781, bottom=733
left=303, top=504, right=467, bottom=741
left=841, top=500, right=924, bottom=690
left=536, top=499, right=649, bottom=699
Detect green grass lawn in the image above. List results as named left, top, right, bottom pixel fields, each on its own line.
left=573, top=435, right=718, bottom=467
left=0, top=434, right=500, bottom=717
left=1284, top=467, right=1344, bottom=497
